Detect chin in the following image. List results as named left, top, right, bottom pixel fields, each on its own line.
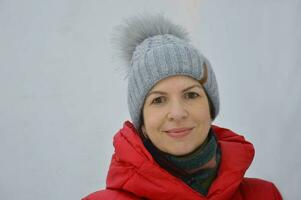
left=167, top=146, right=196, bottom=156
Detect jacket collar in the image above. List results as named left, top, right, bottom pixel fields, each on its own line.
left=106, top=121, right=254, bottom=200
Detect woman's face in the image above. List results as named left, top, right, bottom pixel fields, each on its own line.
left=141, top=75, right=212, bottom=156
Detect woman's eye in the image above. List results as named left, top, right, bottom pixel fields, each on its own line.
left=151, top=97, right=165, bottom=104
left=185, top=92, right=199, bottom=99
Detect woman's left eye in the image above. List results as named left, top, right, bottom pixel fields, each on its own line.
left=184, top=92, right=200, bottom=99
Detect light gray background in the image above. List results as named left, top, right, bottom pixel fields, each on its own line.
left=1, top=0, right=300, bottom=199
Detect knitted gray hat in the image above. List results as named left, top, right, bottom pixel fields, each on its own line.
left=116, top=14, right=219, bottom=130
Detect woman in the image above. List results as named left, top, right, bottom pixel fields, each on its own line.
left=83, top=15, right=282, bottom=200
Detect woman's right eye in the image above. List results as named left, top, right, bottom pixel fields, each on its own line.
left=151, top=97, right=165, bottom=105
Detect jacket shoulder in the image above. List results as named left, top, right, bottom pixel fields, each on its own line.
left=240, top=177, right=282, bottom=200
left=82, top=189, right=142, bottom=200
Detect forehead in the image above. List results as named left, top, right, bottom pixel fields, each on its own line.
left=149, top=75, right=202, bottom=92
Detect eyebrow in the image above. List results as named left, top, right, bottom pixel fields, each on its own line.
left=146, top=84, right=203, bottom=98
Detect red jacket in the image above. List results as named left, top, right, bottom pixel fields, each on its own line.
left=83, top=121, right=282, bottom=200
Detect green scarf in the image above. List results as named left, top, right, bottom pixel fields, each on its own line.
left=143, top=128, right=221, bottom=196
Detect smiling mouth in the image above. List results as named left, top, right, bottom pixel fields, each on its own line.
left=164, top=127, right=194, bottom=138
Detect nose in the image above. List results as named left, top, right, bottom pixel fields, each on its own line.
left=167, top=100, right=188, bottom=121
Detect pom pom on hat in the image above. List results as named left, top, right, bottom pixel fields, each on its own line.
left=114, top=14, right=189, bottom=67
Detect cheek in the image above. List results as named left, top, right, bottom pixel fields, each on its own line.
left=191, top=102, right=211, bottom=123
left=143, top=107, right=166, bottom=131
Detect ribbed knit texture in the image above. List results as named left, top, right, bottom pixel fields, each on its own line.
left=143, top=128, right=220, bottom=196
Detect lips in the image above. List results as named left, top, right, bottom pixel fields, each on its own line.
left=164, top=127, right=194, bottom=138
